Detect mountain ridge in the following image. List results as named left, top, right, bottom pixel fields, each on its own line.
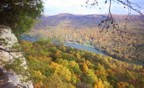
left=35, top=13, right=144, bottom=29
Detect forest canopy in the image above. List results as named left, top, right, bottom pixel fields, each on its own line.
left=0, top=0, right=43, bottom=35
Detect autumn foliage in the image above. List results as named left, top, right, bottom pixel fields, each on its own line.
left=19, top=39, right=144, bottom=88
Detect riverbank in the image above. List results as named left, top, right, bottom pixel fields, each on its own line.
left=20, top=35, right=144, bottom=66
left=59, top=42, right=144, bottom=66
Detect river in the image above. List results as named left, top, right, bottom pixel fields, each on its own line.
left=20, top=35, right=106, bottom=55
left=20, top=35, right=144, bottom=66
left=63, top=42, right=106, bottom=55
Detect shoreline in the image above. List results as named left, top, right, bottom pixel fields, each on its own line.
left=20, top=35, right=144, bottom=66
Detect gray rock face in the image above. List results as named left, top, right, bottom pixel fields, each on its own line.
left=0, top=25, right=33, bottom=88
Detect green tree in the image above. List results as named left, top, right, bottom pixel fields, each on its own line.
left=0, top=0, right=43, bottom=35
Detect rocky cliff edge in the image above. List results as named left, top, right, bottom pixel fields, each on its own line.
left=0, top=25, right=33, bottom=88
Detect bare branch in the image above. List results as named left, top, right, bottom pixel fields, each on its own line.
left=117, top=0, right=143, bottom=15
left=0, top=48, right=20, bottom=53
left=84, top=0, right=143, bottom=32
left=0, top=48, right=21, bottom=59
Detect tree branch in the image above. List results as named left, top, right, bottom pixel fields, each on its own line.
left=84, top=0, right=143, bottom=31
left=0, top=48, right=20, bottom=53
left=117, top=0, right=143, bottom=15
left=0, top=47, right=21, bottom=59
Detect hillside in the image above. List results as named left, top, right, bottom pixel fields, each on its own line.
left=34, top=14, right=144, bottom=29
left=20, top=39, right=144, bottom=88
left=34, top=13, right=107, bottom=29
left=27, top=14, right=144, bottom=65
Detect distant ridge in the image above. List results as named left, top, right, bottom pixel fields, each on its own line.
left=34, top=13, right=144, bottom=29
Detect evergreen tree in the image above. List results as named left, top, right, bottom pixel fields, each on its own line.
left=0, top=0, right=43, bottom=35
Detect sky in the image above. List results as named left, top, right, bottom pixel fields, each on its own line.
left=42, top=0, right=144, bottom=16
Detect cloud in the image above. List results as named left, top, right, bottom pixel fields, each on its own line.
left=43, top=0, right=109, bottom=15
left=43, top=0, right=85, bottom=8
left=43, top=0, right=144, bottom=15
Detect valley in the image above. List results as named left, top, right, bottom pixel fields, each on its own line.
left=19, top=14, right=144, bottom=88
left=26, top=14, right=144, bottom=65
left=1, top=0, right=144, bottom=88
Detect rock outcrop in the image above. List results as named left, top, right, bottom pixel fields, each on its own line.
left=0, top=25, right=33, bottom=88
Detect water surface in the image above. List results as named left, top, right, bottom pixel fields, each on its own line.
left=21, top=35, right=105, bottom=55
left=63, top=42, right=105, bottom=55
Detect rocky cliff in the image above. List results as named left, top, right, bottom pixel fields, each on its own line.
left=0, top=25, right=33, bottom=88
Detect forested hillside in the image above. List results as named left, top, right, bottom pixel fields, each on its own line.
left=18, top=39, right=144, bottom=88
left=27, top=14, right=144, bottom=64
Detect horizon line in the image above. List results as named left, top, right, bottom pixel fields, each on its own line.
left=42, top=13, right=142, bottom=17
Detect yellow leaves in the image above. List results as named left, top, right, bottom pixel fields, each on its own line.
left=95, top=64, right=107, bottom=77
left=55, top=50, right=62, bottom=58
left=70, top=61, right=77, bottom=67
left=45, top=74, right=76, bottom=88
left=94, top=79, right=105, bottom=88
left=76, top=53, right=81, bottom=59
left=50, top=62, right=72, bottom=82
left=50, top=62, right=61, bottom=69
left=86, top=60, right=93, bottom=67
left=30, top=70, right=46, bottom=82
left=56, top=58, right=69, bottom=66
left=85, top=69, right=98, bottom=84
left=83, top=62, right=89, bottom=72
left=31, top=70, right=45, bottom=78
